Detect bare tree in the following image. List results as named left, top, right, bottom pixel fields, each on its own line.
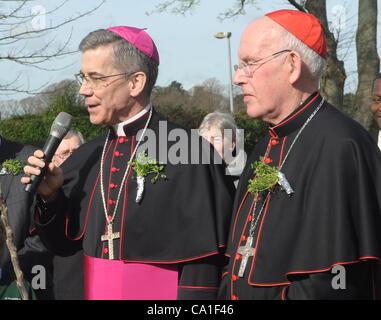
left=352, top=0, right=379, bottom=133
left=0, top=0, right=104, bottom=95
left=148, top=0, right=258, bottom=20
left=296, top=0, right=347, bottom=111
left=189, top=78, right=229, bottom=112
left=152, top=80, right=190, bottom=109
left=0, top=187, right=28, bottom=300
left=153, top=78, right=229, bottom=112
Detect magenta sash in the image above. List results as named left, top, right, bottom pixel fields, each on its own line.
left=84, top=255, right=178, bottom=300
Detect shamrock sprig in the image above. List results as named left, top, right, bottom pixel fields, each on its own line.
left=130, top=152, right=166, bottom=184
left=247, top=158, right=279, bottom=194
left=0, top=159, right=24, bottom=176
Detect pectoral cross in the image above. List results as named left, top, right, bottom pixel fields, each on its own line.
left=237, top=236, right=256, bottom=277
left=101, top=222, right=120, bottom=260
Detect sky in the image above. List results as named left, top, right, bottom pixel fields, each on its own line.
left=0, top=0, right=379, bottom=100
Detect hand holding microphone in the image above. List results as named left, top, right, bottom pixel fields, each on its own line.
left=22, top=112, right=72, bottom=199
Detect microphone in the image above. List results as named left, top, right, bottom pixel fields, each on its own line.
left=25, top=112, right=73, bottom=194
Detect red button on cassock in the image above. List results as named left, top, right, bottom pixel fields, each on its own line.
left=111, top=167, right=120, bottom=173
left=264, top=157, right=273, bottom=164
left=103, top=248, right=109, bottom=254
left=114, top=151, right=124, bottom=157
left=271, top=139, right=279, bottom=146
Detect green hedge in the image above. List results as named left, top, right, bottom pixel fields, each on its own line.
left=0, top=89, right=267, bottom=153
left=234, top=112, right=267, bottom=153
left=0, top=86, right=105, bottom=147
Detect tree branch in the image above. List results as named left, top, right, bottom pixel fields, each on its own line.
left=0, top=1, right=104, bottom=42
left=147, top=0, right=200, bottom=16
left=0, top=186, right=29, bottom=300
left=218, top=0, right=257, bottom=20
left=287, top=0, right=307, bottom=13
left=0, top=0, right=104, bottom=93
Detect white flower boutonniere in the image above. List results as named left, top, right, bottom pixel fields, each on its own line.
left=130, top=152, right=166, bottom=203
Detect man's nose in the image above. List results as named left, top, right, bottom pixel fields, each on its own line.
left=233, top=68, right=247, bottom=86
left=79, top=82, right=93, bottom=96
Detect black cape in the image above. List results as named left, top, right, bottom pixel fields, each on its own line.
left=35, top=109, right=235, bottom=299
left=221, top=93, right=381, bottom=300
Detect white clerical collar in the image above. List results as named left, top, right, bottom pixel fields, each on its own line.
left=378, top=130, right=381, bottom=151
left=112, top=104, right=151, bottom=137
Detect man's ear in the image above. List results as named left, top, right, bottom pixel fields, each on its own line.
left=288, top=51, right=302, bottom=85
left=128, top=72, right=147, bottom=97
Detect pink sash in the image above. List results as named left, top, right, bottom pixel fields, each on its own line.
left=84, top=255, right=178, bottom=300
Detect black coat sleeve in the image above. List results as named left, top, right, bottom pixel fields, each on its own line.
left=282, top=262, right=377, bottom=300
left=34, top=191, right=82, bottom=257
left=177, top=255, right=228, bottom=300
left=217, top=261, right=230, bottom=300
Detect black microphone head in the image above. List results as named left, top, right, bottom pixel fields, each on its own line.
left=50, top=112, right=73, bottom=139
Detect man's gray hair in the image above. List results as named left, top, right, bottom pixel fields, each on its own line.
left=199, top=112, right=238, bottom=140
left=79, top=29, right=158, bottom=96
left=278, top=27, right=326, bottom=83
left=66, top=129, right=85, bottom=145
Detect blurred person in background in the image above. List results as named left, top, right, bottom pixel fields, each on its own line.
left=199, top=112, right=246, bottom=187
left=52, top=130, right=85, bottom=300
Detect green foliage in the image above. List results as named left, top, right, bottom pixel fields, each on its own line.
left=248, top=159, right=279, bottom=194
left=155, top=104, right=208, bottom=130
left=0, top=114, right=48, bottom=147
left=1, top=159, right=24, bottom=175
left=0, top=84, right=105, bottom=147
left=130, top=152, right=166, bottom=183
left=234, top=112, right=267, bottom=153
left=0, top=81, right=267, bottom=155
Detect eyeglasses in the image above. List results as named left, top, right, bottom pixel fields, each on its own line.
left=75, top=71, right=135, bottom=89
left=54, top=150, right=74, bottom=161
left=234, top=49, right=291, bottom=78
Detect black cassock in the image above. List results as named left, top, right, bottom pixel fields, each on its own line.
left=220, top=92, right=381, bottom=300
left=34, top=108, right=235, bottom=299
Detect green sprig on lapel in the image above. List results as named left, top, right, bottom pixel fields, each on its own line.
left=1, top=159, right=24, bottom=176
left=248, top=158, right=279, bottom=194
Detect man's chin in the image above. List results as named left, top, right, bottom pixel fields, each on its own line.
left=246, top=105, right=262, bottom=119
left=89, top=116, right=103, bottom=126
